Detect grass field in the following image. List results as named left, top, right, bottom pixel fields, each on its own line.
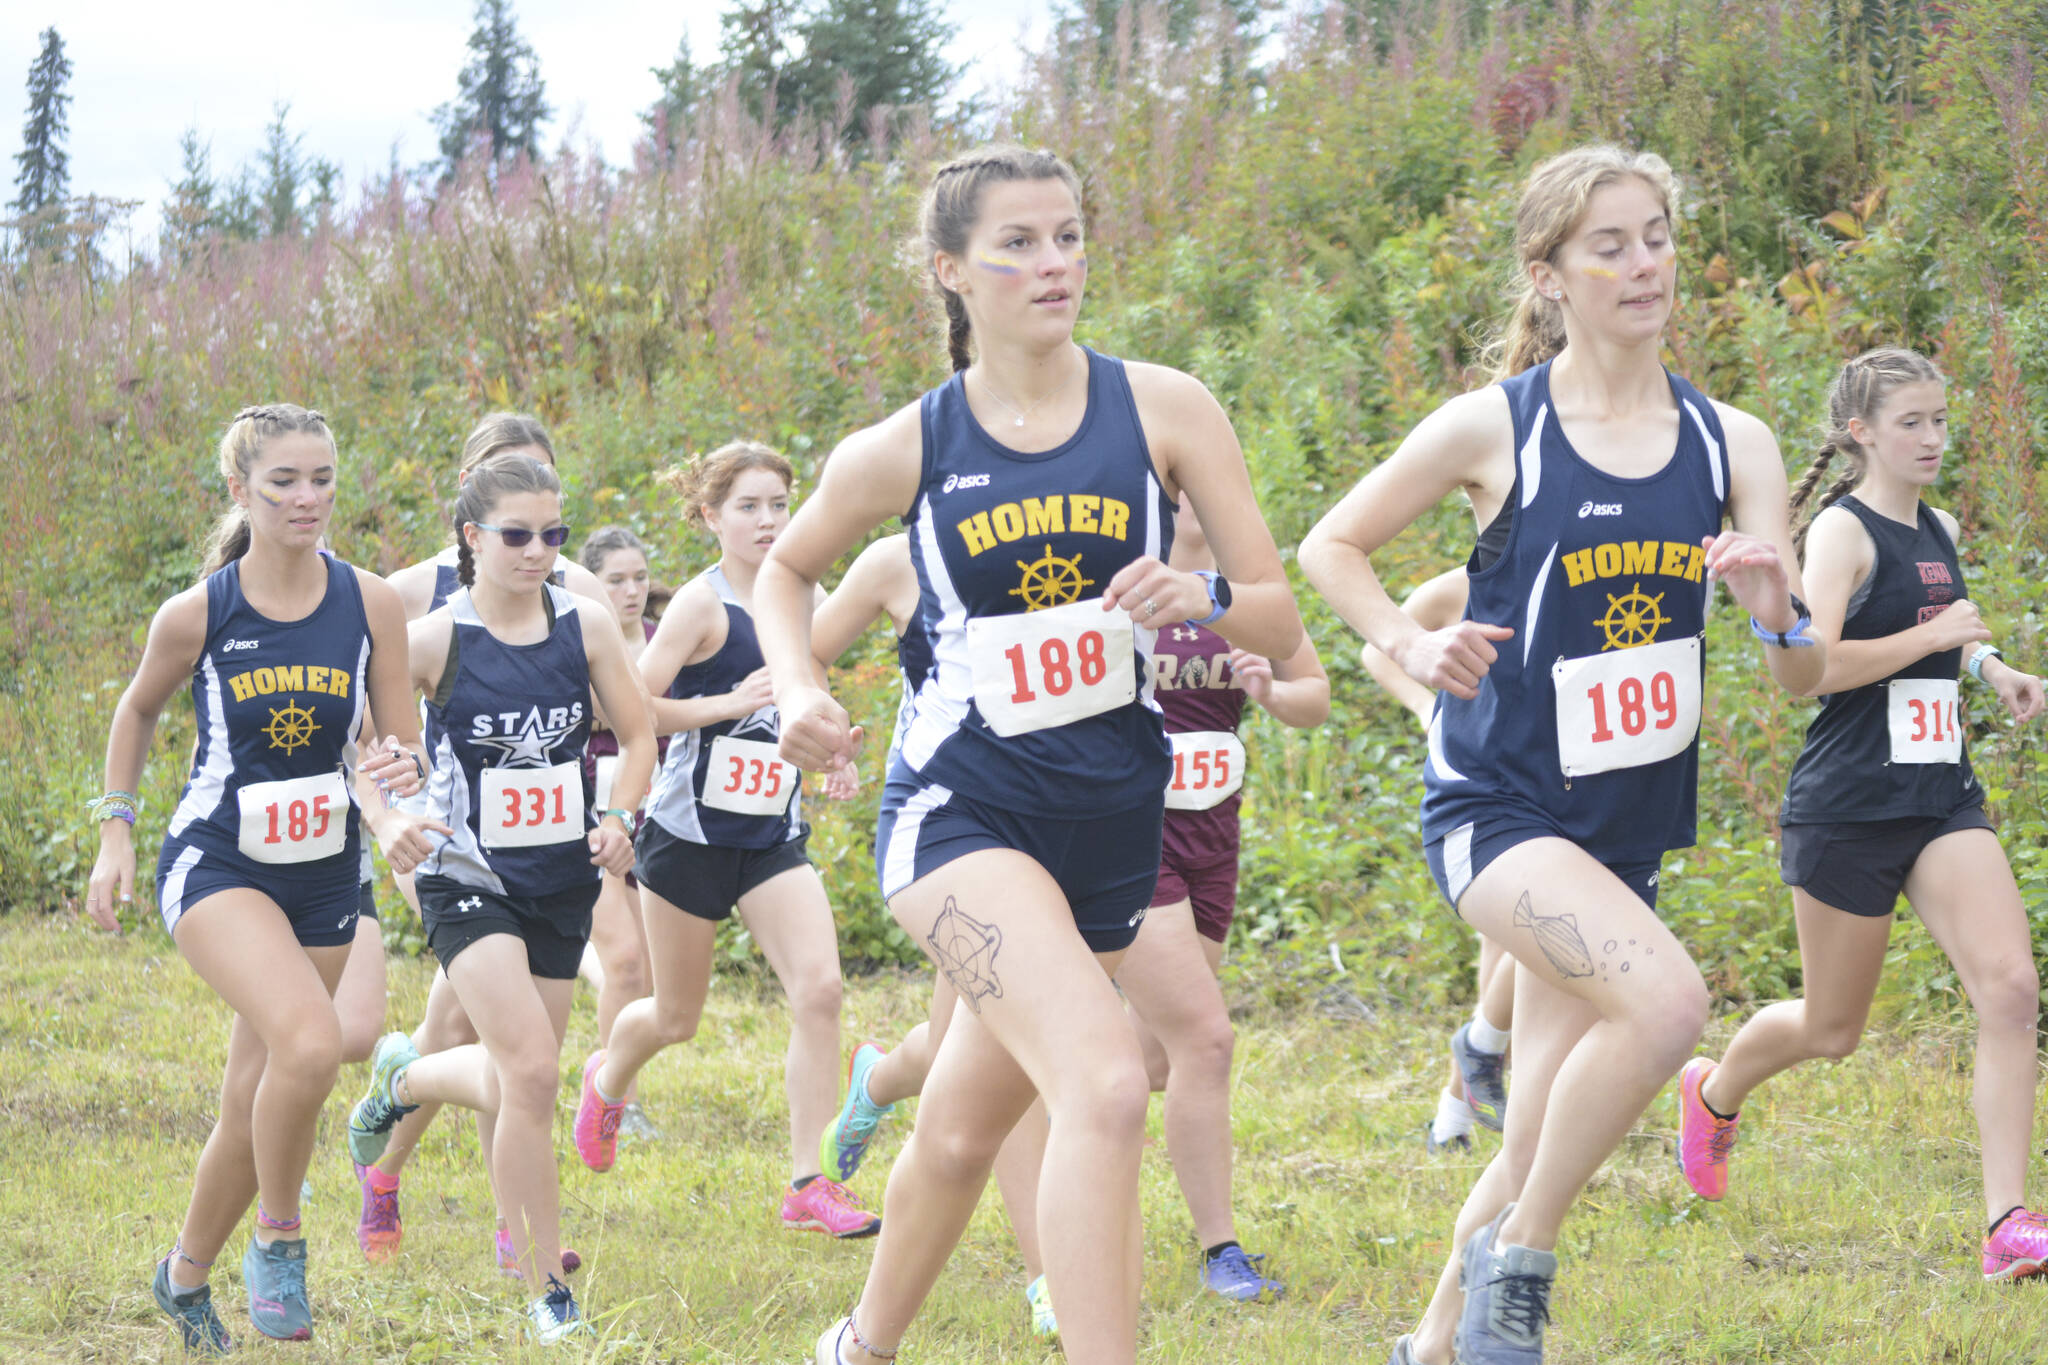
left=2, top=913, right=2043, bottom=1364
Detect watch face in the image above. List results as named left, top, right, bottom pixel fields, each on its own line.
left=1214, top=575, right=1232, bottom=609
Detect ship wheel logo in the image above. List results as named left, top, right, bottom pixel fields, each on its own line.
left=1595, top=583, right=1670, bottom=651
left=263, top=701, right=320, bottom=754
left=1008, top=543, right=1095, bottom=611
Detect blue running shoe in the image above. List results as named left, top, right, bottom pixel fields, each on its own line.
left=819, top=1041, right=895, bottom=1183
left=1203, top=1244, right=1284, bottom=1301
left=527, top=1274, right=589, bottom=1344
left=1451, top=1023, right=1508, bottom=1132
left=153, top=1258, right=231, bottom=1355
left=347, top=1031, right=421, bottom=1167
left=1454, top=1204, right=1556, bottom=1365
left=242, top=1235, right=312, bottom=1341
left=1387, top=1334, right=1423, bottom=1365
left=1025, top=1274, right=1058, bottom=1338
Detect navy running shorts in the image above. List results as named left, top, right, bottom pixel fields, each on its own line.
left=416, top=875, right=598, bottom=979
left=1425, top=814, right=1661, bottom=918
left=634, top=820, right=811, bottom=923
left=156, top=835, right=361, bottom=947
left=1780, top=802, right=1993, bottom=918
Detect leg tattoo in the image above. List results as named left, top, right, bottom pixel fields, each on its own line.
left=1513, top=890, right=1593, bottom=980
left=926, top=897, right=1004, bottom=1015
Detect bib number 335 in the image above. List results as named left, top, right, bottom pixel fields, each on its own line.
left=705, top=736, right=798, bottom=816
left=969, top=600, right=1136, bottom=738
left=1551, top=636, right=1701, bottom=779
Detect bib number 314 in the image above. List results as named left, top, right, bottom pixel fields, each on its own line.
left=480, top=761, right=585, bottom=848
left=237, top=770, right=350, bottom=865
left=1888, top=678, right=1961, bottom=764
left=1551, top=635, right=1701, bottom=779
left=968, top=600, right=1136, bottom=738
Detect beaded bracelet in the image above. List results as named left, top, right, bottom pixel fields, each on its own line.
left=87, top=793, right=141, bottom=826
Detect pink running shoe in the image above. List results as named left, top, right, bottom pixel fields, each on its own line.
left=1983, top=1209, right=2048, bottom=1282
left=1675, top=1057, right=1741, bottom=1201
left=780, top=1177, right=881, bottom=1239
left=574, top=1051, right=627, bottom=1173
left=354, top=1161, right=401, bottom=1263
left=494, top=1227, right=583, bottom=1279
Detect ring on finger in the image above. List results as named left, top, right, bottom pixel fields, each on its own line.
left=1143, top=597, right=1159, bottom=619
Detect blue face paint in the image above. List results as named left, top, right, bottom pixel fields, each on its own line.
left=257, top=487, right=284, bottom=506
left=974, top=250, right=1023, bottom=276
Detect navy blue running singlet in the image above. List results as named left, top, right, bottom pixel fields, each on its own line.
left=1422, top=360, right=1731, bottom=865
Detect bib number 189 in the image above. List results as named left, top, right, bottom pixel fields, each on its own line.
left=1550, top=635, right=1701, bottom=779
left=1582, top=670, right=1682, bottom=743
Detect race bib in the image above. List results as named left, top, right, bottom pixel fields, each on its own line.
left=480, top=761, right=585, bottom=848
left=968, top=601, right=1136, bottom=738
left=1888, top=678, right=1961, bottom=764
left=594, top=754, right=621, bottom=812
left=1551, top=635, right=1701, bottom=779
left=1165, top=730, right=1247, bottom=811
left=704, top=736, right=799, bottom=816
left=237, top=770, right=350, bottom=865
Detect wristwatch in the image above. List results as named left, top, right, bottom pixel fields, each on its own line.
left=1189, top=571, right=1232, bottom=626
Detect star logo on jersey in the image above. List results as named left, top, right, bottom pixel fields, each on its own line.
left=470, top=707, right=577, bottom=767
left=729, top=706, right=782, bottom=742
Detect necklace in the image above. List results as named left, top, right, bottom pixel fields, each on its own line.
left=976, top=363, right=1078, bottom=429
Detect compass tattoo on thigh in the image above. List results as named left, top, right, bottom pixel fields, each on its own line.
left=926, top=897, right=1004, bottom=1014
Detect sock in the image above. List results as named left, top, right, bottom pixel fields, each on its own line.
left=1990, top=1205, right=2026, bottom=1237
left=1431, top=1088, right=1474, bottom=1143
left=1466, top=1008, right=1510, bottom=1055
left=167, top=1248, right=209, bottom=1295
left=1204, top=1240, right=1240, bottom=1263
left=365, top=1163, right=400, bottom=1193
left=792, top=1173, right=819, bottom=1192
left=1701, top=1088, right=1739, bottom=1123
left=592, top=1069, right=625, bottom=1106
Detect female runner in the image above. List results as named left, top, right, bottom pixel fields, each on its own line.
left=345, top=453, right=653, bottom=1342
left=1674, top=347, right=2048, bottom=1280
left=574, top=443, right=878, bottom=1238
left=753, top=144, right=1304, bottom=1365
left=1359, top=568, right=1517, bottom=1153
left=84, top=404, right=437, bottom=1352
left=575, top=525, right=665, bottom=1138
left=1300, top=145, right=1825, bottom=1365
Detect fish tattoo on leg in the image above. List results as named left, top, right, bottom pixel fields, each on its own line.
left=1514, top=890, right=1594, bottom=979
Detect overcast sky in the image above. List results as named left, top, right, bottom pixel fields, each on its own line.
left=2, top=2, right=1045, bottom=248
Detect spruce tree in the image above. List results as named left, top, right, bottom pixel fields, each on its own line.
left=258, top=103, right=305, bottom=237
left=792, top=0, right=958, bottom=138
left=161, top=128, right=215, bottom=257
left=11, top=27, right=72, bottom=217
left=643, top=32, right=703, bottom=151
left=434, top=0, right=552, bottom=172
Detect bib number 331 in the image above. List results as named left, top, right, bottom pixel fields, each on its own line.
left=1551, top=635, right=1701, bottom=779
left=480, top=761, right=585, bottom=848
left=237, top=770, right=350, bottom=864
left=1888, top=678, right=1961, bottom=764
left=969, top=600, right=1136, bottom=738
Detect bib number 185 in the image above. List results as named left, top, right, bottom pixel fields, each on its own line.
left=236, top=770, right=350, bottom=865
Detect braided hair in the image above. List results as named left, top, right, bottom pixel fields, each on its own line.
left=913, top=146, right=1084, bottom=373
left=451, top=454, right=563, bottom=588
left=199, top=403, right=337, bottom=580
left=1789, top=348, right=1945, bottom=554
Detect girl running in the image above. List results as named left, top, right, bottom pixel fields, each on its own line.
left=574, top=443, right=879, bottom=1240
left=1299, top=146, right=1825, bottom=1365
left=344, top=453, right=654, bottom=1343
left=1359, top=568, right=1517, bottom=1155
left=1674, top=348, right=2048, bottom=1280
left=84, top=404, right=439, bottom=1353
left=1116, top=495, right=1327, bottom=1302
left=575, top=525, right=665, bottom=1139
left=753, top=144, right=1305, bottom=1365
left=355, top=411, right=629, bottom=1270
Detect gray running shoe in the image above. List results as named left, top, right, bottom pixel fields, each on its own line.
left=1450, top=1023, right=1508, bottom=1131
left=346, top=1031, right=421, bottom=1166
left=153, top=1258, right=231, bottom=1355
left=242, top=1234, right=312, bottom=1341
left=1454, top=1204, right=1556, bottom=1364
left=1387, top=1332, right=1422, bottom=1364
left=618, top=1102, right=662, bottom=1141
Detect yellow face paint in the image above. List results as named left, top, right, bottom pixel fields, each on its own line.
left=974, top=250, right=1023, bottom=276
left=257, top=487, right=284, bottom=506
left=1582, top=265, right=1619, bottom=280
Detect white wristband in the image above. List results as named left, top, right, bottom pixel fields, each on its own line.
left=1968, top=643, right=2002, bottom=682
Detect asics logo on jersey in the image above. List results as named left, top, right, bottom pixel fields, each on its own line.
left=1578, top=501, right=1625, bottom=518
left=222, top=637, right=261, bottom=652
left=941, top=473, right=992, bottom=494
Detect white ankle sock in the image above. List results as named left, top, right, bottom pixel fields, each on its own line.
left=1431, top=1089, right=1474, bottom=1143
left=1466, top=1009, right=1510, bottom=1055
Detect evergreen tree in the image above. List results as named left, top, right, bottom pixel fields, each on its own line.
left=1056, top=0, right=1266, bottom=73
left=434, top=0, right=552, bottom=172
left=161, top=128, right=215, bottom=257
left=791, top=0, right=959, bottom=137
left=717, top=0, right=804, bottom=125
left=643, top=32, right=704, bottom=151
left=259, top=102, right=305, bottom=237
left=11, top=27, right=72, bottom=217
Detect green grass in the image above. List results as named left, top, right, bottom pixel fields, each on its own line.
left=1, top=914, right=2043, bottom=1363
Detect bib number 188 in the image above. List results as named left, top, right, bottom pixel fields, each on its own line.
left=1003, top=631, right=1108, bottom=704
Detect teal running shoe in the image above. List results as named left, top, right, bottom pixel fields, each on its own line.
left=818, top=1041, right=895, bottom=1183
left=1025, top=1274, right=1058, bottom=1338
left=153, top=1258, right=231, bottom=1355
left=346, top=1031, right=420, bottom=1166
left=242, top=1234, right=312, bottom=1341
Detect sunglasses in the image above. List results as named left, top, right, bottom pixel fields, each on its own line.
left=472, top=522, right=571, bottom=548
